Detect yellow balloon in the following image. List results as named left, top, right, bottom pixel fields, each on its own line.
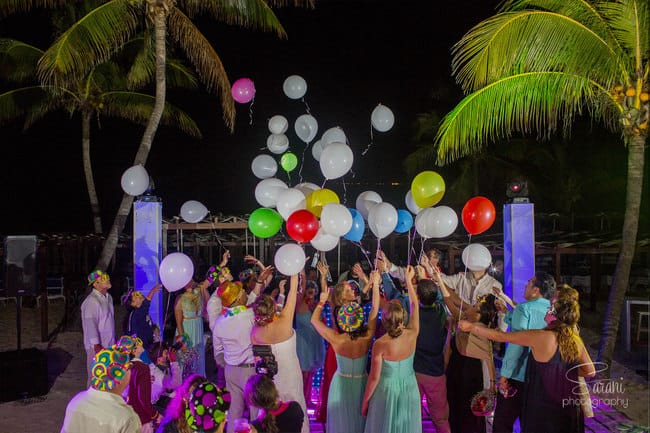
left=411, top=171, right=445, bottom=208
left=306, top=188, right=340, bottom=217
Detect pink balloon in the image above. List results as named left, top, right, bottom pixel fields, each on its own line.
left=231, top=78, right=255, bottom=104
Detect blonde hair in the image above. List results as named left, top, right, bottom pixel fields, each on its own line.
left=253, top=295, right=276, bottom=327
left=383, top=300, right=406, bottom=338
left=332, top=281, right=349, bottom=309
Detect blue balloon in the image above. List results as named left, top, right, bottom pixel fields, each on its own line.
left=343, top=208, right=365, bottom=242
left=394, top=209, right=413, bottom=234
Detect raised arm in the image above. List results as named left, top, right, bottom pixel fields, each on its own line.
left=367, top=270, right=381, bottom=333
left=311, top=288, right=339, bottom=344
left=251, top=265, right=274, bottom=297
left=317, top=261, right=330, bottom=294
left=146, top=284, right=162, bottom=301
left=278, top=273, right=299, bottom=327
left=404, top=266, right=419, bottom=333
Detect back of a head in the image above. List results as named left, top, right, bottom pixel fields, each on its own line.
left=535, top=271, right=557, bottom=300
left=245, top=374, right=281, bottom=433
left=253, top=294, right=276, bottom=326
left=147, top=341, right=166, bottom=364
left=479, top=294, right=499, bottom=328
left=383, top=300, right=406, bottom=338
left=553, top=288, right=582, bottom=363
left=417, top=279, right=438, bottom=305
left=332, top=281, right=348, bottom=308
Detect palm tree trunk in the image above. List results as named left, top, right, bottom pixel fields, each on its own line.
left=597, top=133, right=645, bottom=376
left=96, top=7, right=168, bottom=270
left=82, top=111, right=103, bottom=234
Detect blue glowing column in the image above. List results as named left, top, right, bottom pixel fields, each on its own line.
left=503, top=203, right=535, bottom=304
left=133, top=200, right=163, bottom=327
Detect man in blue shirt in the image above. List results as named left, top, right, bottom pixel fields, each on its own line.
left=493, top=271, right=556, bottom=433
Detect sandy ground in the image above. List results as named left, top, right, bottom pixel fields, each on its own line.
left=0, top=299, right=647, bottom=433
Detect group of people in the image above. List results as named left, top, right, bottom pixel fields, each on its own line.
left=67, top=246, right=596, bottom=433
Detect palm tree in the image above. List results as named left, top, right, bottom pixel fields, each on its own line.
left=433, top=0, right=648, bottom=373
left=0, top=38, right=201, bottom=233
left=2, top=0, right=313, bottom=268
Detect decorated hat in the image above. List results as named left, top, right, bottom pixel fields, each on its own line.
left=337, top=302, right=365, bottom=333
left=185, top=381, right=226, bottom=431
left=131, top=291, right=144, bottom=301
left=238, top=268, right=255, bottom=282
left=115, top=335, right=143, bottom=353
left=90, top=347, right=131, bottom=391
left=217, top=281, right=243, bottom=307
left=87, top=269, right=109, bottom=285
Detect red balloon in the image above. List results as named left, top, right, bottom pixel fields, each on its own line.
left=461, top=196, right=496, bottom=235
left=286, top=209, right=319, bottom=243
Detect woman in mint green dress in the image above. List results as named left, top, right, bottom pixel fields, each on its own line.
left=310, top=265, right=381, bottom=433
left=362, top=265, right=421, bottom=433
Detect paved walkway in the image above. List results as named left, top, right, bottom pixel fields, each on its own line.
left=0, top=302, right=647, bottom=433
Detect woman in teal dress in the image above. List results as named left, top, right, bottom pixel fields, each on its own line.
left=310, top=266, right=381, bottom=433
left=362, top=266, right=421, bottom=433
left=174, top=278, right=210, bottom=378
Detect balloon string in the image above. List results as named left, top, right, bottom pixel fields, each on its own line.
left=375, top=239, right=381, bottom=271
left=302, top=97, right=312, bottom=115
left=286, top=170, right=292, bottom=185
left=342, top=177, right=348, bottom=205
left=355, top=241, right=372, bottom=270
left=321, top=178, right=327, bottom=189
left=457, top=233, right=473, bottom=322
left=361, top=123, right=374, bottom=156
left=248, top=98, right=255, bottom=125
left=298, top=141, right=309, bottom=183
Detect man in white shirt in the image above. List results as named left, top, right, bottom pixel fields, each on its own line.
left=60, top=347, right=140, bottom=433
left=81, top=270, right=115, bottom=385
left=212, top=280, right=259, bottom=433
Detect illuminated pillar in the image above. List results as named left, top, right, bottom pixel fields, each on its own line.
left=503, top=203, right=535, bottom=304
left=134, top=199, right=163, bottom=327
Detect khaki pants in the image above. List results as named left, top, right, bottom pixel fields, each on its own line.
left=224, top=364, right=259, bottom=433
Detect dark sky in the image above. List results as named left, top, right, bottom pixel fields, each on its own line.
left=0, top=0, right=546, bottom=234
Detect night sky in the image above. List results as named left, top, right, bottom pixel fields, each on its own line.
left=1, top=0, right=642, bottom=235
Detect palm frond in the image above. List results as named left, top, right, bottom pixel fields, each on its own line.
left=452, top=10, right=625, bottom=93
left=0, top=0, right=68, bottom=17
left=597, top=0, right=649, bottom=63
left=0, top=39, right=44, bottom=83
left=435, top=72, right=607, bottom=164
left=37, top=0, right=140, bottom=87
left=0, top=86, right=66, bottom=128
left=180, top=0, right=287, bottom=38
left=168, top=8, right=235, bottom=131
left=100, top=91, right=202, bottom=138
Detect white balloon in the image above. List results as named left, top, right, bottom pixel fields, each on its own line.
left=159, top=252, right=194, bottom=292
left=276, top=188, right=307, bottom=220
left=310, top=228, right=339, bottom=252
left=368, top=202, right=398, bottom=239
left=320, top=203, right=353, bottom=237
left=429, top=206, right=458, bottom=238
left=268, top=115, right=288, bottom=134
left=356, top=191, right=382, bottom=220
left=254, top=178, right=288, bottom=208
left=267, top=133, right=289, bottom=154
left=405, top=190, right=422, bottom=215
left=274, top=243, right=306, bottom=276
left=414, top=208, right=437, bottom=238
left=180, top=200, right=209, bottom=223
left=321, top=126, right=347, bottom=147
left=311, top=140, right=324, bottom=161
left=319, top=142, right=353, bottom=180
left=371, top=104, right=395, bottom=132
left=462, top=244, right=492, bottom=271
left=120, top=164, right=149, bottom=196
left=295, top=182, right=320, bottom=197
left=294, top=114, right=318, bottom=143
left=283, top=75, right=307, bottom=100
left=251, top=154, right=278, bottom=179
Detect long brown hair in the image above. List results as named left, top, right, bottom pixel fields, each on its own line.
left=383, top=300, right=406, bottom=338
left=245, top=374, right=280, bottom=433
left=552, top=285, right=582, bottom=363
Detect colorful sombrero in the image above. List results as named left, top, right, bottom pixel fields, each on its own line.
left=115, top=335, right=143, bottom=353
left=185, top=381, right=226, bottom=431
left=337, top=302, right=365, bottom=333
left=90, top=347, right=131, bottom=391
left=87, top=269, right=109, bottom=285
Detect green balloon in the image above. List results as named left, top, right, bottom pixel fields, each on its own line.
left=248, top=208, right=283, bottom=238
left=280, top=152, right=298, bottom=172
